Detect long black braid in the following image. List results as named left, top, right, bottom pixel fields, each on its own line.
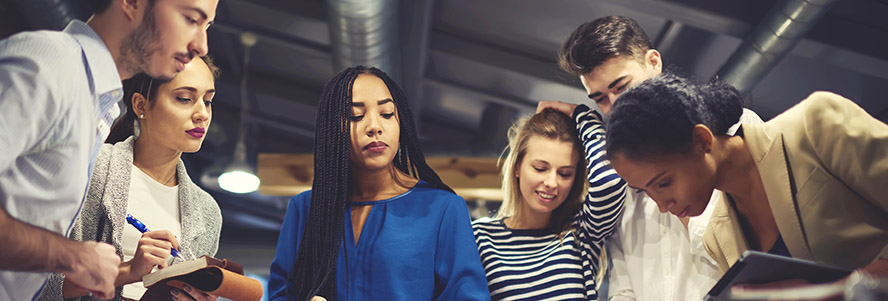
left=286, top=66, right=452, bottom=300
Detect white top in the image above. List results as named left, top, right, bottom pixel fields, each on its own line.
left=0, top=20, right=122, bottom=301
left=606, top=108, right=763, bottom=301
left=120, top=164, right=181, bottom=299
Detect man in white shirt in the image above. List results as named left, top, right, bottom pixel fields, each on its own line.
left=0, top=0, right=217, bottom=299
left=538, top=16, right=763, bottom=300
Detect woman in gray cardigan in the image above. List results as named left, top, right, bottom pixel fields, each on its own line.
left=39, top=56, right=223, bottom=301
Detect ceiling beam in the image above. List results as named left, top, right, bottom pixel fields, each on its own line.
left=423, top=78, right=536, bottom=113
left=258, top=154, right=503, bottom=200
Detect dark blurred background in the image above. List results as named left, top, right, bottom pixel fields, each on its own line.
left=2, top=0, right=886, bottom=298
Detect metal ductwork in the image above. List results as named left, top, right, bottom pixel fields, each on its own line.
left=326, top=0, right=399, bottom=78
left=714, top=0, right=839, bottom=95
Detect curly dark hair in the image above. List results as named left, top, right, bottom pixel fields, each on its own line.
left=605, top=73, right=743, bottom=160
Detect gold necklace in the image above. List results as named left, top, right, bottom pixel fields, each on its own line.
left=135, top=163, right=177, bottom=186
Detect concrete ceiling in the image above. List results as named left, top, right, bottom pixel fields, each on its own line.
left=2, top=0, right=887, bottom=238
left=200, top=0, right=888, bottom=233
left=203, top=0, right=888, bottom=156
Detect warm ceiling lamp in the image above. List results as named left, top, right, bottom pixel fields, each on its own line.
left=219, top=32, right=260, bottom=194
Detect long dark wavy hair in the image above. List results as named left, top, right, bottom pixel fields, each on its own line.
left=286, top=66, right=453, bottom=300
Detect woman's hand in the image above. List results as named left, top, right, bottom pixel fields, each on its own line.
left=171, top=284, right=217, bottom=301
left=120, top=230, right=180, bottom=284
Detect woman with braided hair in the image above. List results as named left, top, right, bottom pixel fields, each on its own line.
left=268, top=66, right=490, bottom=301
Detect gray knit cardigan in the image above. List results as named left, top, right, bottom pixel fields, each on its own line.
left=37, top=136, right=222, bottom=300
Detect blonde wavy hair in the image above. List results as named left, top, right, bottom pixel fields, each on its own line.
left=495, top=109, right=587, bottom=236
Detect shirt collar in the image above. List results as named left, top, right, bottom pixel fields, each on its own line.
left=63, top=20, right=123, bottom=100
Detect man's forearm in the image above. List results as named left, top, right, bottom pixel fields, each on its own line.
left=0, top=206, right=79, bottom=273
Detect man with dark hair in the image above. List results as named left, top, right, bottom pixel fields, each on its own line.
left=556, top=15, right=660, bottom=115
left=539, top=15, right=762, bottom=300
left=0, top=0, right=218, bottom=299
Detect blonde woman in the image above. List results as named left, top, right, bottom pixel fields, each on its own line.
left=473, top=109, right=625, bottom=300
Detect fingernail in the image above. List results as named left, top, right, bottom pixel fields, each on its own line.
left=171, top=289, right=179, bottom=295
left=184, top=285, right=191, bottom=292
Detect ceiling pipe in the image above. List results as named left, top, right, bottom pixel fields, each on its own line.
left=326, top=0, right=399, bottom=78
left=714, top=0, right=839, bottom=95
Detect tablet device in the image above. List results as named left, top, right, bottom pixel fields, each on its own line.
left=705, top=250, right=852, bottom=301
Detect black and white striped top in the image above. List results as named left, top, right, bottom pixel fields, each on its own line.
left=473, top=105, right=627, bottom=300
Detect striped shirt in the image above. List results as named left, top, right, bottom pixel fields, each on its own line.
left=473, top=105, right=626, bottom=300
left=0, top=20, right=122, bottom=301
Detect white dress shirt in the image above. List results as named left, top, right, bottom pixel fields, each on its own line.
left=606, top=108, right=763, bottom=301
left=0, top=20, right=122, bottom=301
left=607, top=190, right=721, bottom=301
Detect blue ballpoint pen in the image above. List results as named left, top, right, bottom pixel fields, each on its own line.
left=125, top=214, right=180, bottom=257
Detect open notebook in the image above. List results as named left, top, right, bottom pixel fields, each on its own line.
left=140, top=256, right=263, bottom=301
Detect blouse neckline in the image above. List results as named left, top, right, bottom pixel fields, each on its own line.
left=348, top=180, right=424, bottom=206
